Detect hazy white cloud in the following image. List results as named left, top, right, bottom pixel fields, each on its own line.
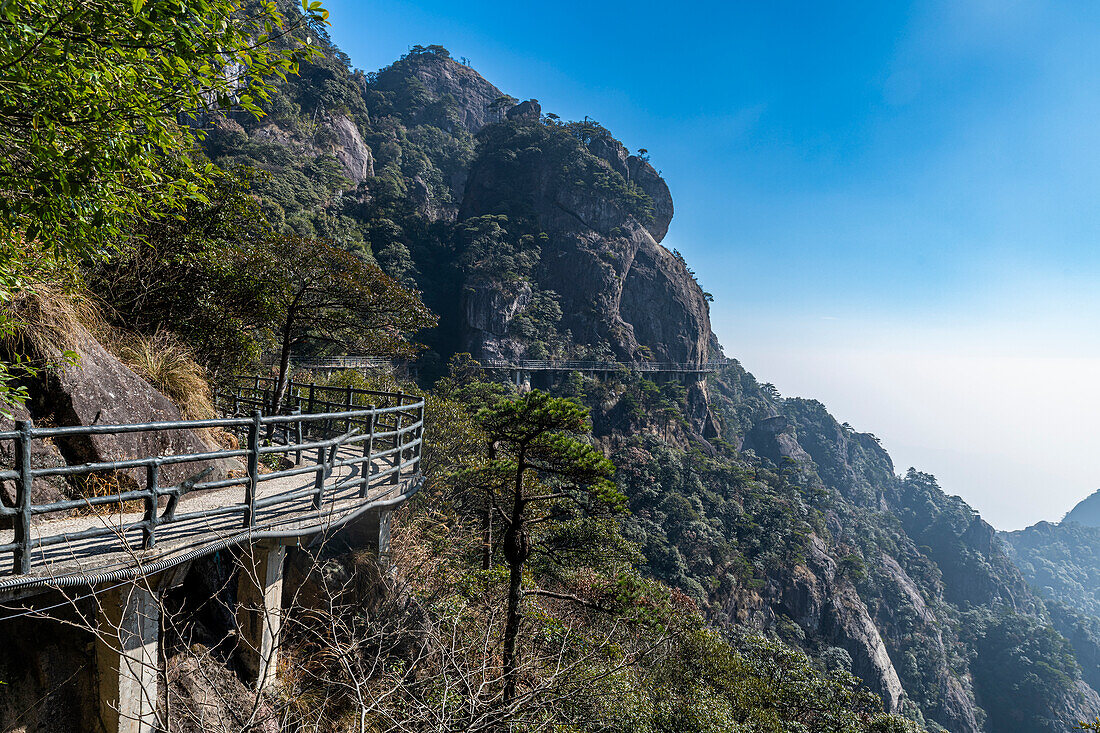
left=715, top=285, right=1100, bottom=530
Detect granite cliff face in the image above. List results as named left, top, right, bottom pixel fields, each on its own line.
left=372, top=49, right=510, bottom=135
left=459, top=107, right=710, bottom=367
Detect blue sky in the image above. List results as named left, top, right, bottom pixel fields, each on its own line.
left=322, top=0, right=1100, bottom=529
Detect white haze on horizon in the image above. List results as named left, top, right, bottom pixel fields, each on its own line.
left=711, top=283, right=1100, bottom=532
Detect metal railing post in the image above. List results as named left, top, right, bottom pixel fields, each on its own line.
left=244, top=410, right=261, bottom=528
left=292, top=408, right=303, bottom=464
left=313, top=446, right=325, bottom=509
left=344, top=385, right=354, bottom=433
left=142, top=461, right=160, bottom=549
left=361, top=407, right=375, bottom=498
left=391, top=411, right=403, bottom=486
left=13, top=419, right=33, bottom=574
left=414, top=403, right=425, bottom=475
left=307, top=383, right=316, bottom=415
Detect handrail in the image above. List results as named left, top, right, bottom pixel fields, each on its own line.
left=0, top=382, right=426, bottom=576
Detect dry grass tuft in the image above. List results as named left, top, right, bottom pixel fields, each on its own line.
left=116, top=330, right=216, bottom=421
left=69, top=471, right=143, bottom=516
left=0, top=283, right=107, bottom=366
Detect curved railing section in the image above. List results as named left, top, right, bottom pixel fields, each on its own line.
left=0, top=381, right=424, bottom=577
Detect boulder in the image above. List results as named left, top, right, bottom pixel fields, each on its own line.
left=162, top=650, right=280, bottom=733
left=34, top=329, right=240, bottom=491
left=506, top=99, right=541, bottom=122
left=588, top=135, right=630, bottom=178
left=743, top=415, right=813, bottom=465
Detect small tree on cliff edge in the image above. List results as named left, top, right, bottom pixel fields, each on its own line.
left=475, top=391, right=621, bottom=703
left=243, top=234, right=437, bottom=412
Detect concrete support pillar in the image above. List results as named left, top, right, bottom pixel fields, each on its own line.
left=236, top=542, right=286, bottom=690
left=350, top=508, right=392, bottom=557
left=95, top=582, right=160, bottom=733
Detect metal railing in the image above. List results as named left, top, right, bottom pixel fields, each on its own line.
left=482, top=358, right=732, bottom=373
left=0, top=380, right=425, bottom=575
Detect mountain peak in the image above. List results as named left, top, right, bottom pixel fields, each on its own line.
left=1064, top=489, right=1100, bottom=527
left=373, top=46, right=513, bottom=134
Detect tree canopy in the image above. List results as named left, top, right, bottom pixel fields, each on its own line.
left=0, top=0, right=326, bottom=258
left=242, top=233, right=437, bottom=409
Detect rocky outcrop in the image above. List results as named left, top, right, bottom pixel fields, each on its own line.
left=823, top=582, right=905, bottom=712
left=742, top=415, right=813, bottom=464
left=30, top=329, right=239, bottom=490
left=619, top=239, right=707, bottom=366
left=460, top=120, right=711, bottom=368
left=506, top=99, right=541, bottom=122
left=627, top=156, right=674, bottom=241
left=725, top=534, right=906, bottom=714
left=326, top=114, right=374, bottom=183
left=373, top=51, right=511, bottom=134
left=462, top=283, right=532, bottom=360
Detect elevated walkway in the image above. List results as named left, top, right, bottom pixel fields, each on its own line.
left=482, top=358, right=730, bottom=387
left=0, top=381, right=426, bottom=732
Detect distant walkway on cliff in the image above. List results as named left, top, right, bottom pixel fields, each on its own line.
left=289, top=355, right=730, bottom=374
left=482, top=358, right=732, bottom=386
left=482, top=358, right=731, bottom=374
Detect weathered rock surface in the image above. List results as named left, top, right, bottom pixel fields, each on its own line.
left=462, top=283, right=532, bottom=360
left=823, top=582, right=905, bottom=712
left=374, top=52, right=511, bottom=134
left=627, top=155, right=674, bottom=241
left=326, top=113, right=374, bottom=183
left=506, top=98, right=541, bottom=122
left=742, top=414, right=813, bottom=464
left=722, top=533, right=906, bottom=714
left=460, top=122, right=711, bottom=368
left=0, top=611, right=97, bottom=732
left=30, top=329, right=239, bottom=490
left=0, top=403, right=69, bottom=508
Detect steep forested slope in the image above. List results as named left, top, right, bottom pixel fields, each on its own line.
left=1001, top=503, right=1100, bottom=708
left=195, top=32, right=1100, bottom=733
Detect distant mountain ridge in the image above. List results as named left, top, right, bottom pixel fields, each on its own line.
left=1064, top=489, right=1100, bottom=527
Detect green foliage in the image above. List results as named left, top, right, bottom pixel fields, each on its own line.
left=241, top=232, right=436, bottom=407
left=0, top=0, right=326, bottom=258
left=457, top=214, right=544, bottom=284
left=86, top=171, right=276, bottom=374
left=474, top=118, right=655, bottom=225
left=612, top=434, right=816, bottom=611
left=962, top=609, right=1084, bottom=732
left=1004, top=519, right=1100, bottom=618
